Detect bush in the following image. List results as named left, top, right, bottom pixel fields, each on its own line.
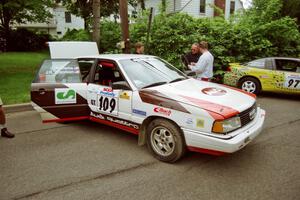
left=99, top=20, right=122, bottom=53
left=8, top=28, right=51, bottom=51
left=61, top=29, right=90, bottom=41
left=129, top=9, right=300, bottom=70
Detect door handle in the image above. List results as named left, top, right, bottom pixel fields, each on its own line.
left=38, top=88, right=46, bottom=95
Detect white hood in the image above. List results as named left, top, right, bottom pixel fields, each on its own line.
left=150, top=79, right=256, bottom=117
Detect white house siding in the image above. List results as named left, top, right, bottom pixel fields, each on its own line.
left=15, top=6, right=84, bottom=38
left=180, top=0, right=214, bottom=18
left=54, top=6, right=84, bottom=38
left=143, top=0, right=243, bottom=19
left=144, top=0, right=162, bottom=16
left=225, top=0, right=244, bottom=19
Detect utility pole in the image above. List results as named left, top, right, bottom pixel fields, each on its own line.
left=119, top=0, right=130, bottom=53
left=92, top=0, right=101, bottom=48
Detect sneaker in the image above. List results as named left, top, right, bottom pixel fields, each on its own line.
left=1, top=128, right=15, bottom=138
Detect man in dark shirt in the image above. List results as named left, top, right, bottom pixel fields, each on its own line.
left=181, top=43, right=200, bottom=69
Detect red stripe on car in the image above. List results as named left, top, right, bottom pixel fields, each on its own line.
left=222, top=85, right=256, bottom=99
left=43, top=116, right=89, bottom=123
left=180, top=95, right=239, bottom=119
left=188, top=146, right=226, bottom=156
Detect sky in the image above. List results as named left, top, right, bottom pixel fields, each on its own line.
left=241, top=0, right=252, bottom=9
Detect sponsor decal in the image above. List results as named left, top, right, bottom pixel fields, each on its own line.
left=90, top=112, right=139, bottom=130
left=259, top=75, right=269, bottom=79
left=196, top=119, right=205, bottom=128
left=106, top=116, right=139, bottom=129
left=100, top=87, right=116, bottom=97
left=202, top=87, right=227, bottom=96
left=154, top=107, right=171, bottom=116
left=132, top=109, right=147, bottom=116
left=186, top=118, right=193, bottom=125
left=55, top=88, right=76, bottom=104
left=120, top=92, right=130, bottom=100
left=90, top=112, right=105, bottom=120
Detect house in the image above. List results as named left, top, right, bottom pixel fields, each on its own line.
left=140, top=0, right=244, bottom=19
left=15, top=4, right=84, bottom=38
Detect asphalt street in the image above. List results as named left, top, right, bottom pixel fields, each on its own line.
left=0, top=93, right=299, bottom=200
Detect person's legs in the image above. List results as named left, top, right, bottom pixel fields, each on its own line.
left=0, top=99, right=14, bottom=138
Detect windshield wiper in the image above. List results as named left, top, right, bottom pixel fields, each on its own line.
left=142, top=81, right=167, bottom=89
left=169, top=77, right=186, bottom=83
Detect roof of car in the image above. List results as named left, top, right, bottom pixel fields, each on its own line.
left=79, top=54, right=156, bottom=61
left=257, top=57, right=300, bottom=61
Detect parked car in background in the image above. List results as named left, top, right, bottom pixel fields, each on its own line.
left=223, top=57, right=300, bottom=94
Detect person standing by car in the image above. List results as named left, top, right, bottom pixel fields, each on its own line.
left=181, top=43, right=201, bottom=68
left=134, top=42, right=144, bottom=54
left=188, top=41, right=214, bottom=81
left=0, top=97, right=14, bottom=138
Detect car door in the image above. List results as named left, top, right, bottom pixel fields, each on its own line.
left=244, top=58, right=274, bottom=91
left=87, top=59, right=137, bottom=133
left=273, top=59, right=300, bottom=93
left=31, top=59, right=95, bottom=122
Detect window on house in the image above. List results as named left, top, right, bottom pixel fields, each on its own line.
left=230, top=1, right=235, bottom=14
left=65, top=12, right=71, bottom=23
left=200, top=0, right=206, bottom=14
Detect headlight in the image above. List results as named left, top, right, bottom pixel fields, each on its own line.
left=212, top=116, right=241, bottom=134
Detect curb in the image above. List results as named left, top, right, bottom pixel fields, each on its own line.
left=3, top=103, right=33, bottom=113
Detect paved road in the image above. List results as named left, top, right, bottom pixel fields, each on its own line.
left=1, top=94, right=299, bottom=200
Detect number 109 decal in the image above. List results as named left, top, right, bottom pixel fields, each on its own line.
left=97, top=95, right=118, bottom=115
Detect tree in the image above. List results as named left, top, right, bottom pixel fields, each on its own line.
left=280, top=0, right=300, bottom=28
left=62, top=0, right=136, bottom=30
left=0, top=0, right=52, bottom=50
left=93, top=0, right=100, bottom=46
left=138, top=0, right=145, bottom=10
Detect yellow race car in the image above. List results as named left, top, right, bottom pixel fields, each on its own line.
left=223, top=57, right=300, bottom=94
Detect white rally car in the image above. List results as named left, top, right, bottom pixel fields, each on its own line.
left=31, top=42, right=266, bottom=162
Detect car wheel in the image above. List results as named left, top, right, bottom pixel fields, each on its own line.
left=239, top=77, right=261, bottom=94
left=146, top=118, right=186, bottom=163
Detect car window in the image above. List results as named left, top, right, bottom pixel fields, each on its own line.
left=34, top=59, right=81, bottom=83
left=119, top=58, right=186, bottom=89
left=275, top=59, right=300, bottom=72
left=246, top=59, right=266, bottom=69
left=78, top=59, right=95, bottom=82
left=93, top=60, right=126, bottom=86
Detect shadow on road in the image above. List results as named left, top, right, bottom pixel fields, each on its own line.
left=258, top=91, right=300, bottom=101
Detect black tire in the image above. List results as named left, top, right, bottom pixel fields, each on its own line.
left=146, top=118, right=186, bottom=163
left=238, top=77, right=261, bottom=94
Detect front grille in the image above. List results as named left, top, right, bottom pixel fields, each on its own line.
left=239, top=103, right=257, bottom=127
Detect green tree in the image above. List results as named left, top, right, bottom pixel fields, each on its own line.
left=0, top=0, right=52, bottom=50
left=62, top=0, right=137, bottom=30
left=280, top=0, right=300, bottom=28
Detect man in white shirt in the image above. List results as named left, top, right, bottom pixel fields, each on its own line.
left=188, top=41, right=214, bottom=81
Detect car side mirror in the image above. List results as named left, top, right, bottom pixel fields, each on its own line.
left=112, top=81, right=131, bottom=90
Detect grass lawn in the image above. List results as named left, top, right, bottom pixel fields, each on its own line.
left=0, top=52, right=50, bottom=105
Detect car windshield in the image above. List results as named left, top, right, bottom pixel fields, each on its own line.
left=119, top=57, right=187, bottom=89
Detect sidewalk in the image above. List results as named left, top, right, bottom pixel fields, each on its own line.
left=3, top=103, right=33, bottom=113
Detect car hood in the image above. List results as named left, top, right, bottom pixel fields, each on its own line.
left=140, top=78, right=256, bottom=118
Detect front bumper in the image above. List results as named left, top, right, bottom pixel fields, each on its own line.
left=182, top=107, right=266, bottom=154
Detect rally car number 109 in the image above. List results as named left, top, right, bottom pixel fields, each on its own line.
left=31, top=42, right=266, bottom=163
